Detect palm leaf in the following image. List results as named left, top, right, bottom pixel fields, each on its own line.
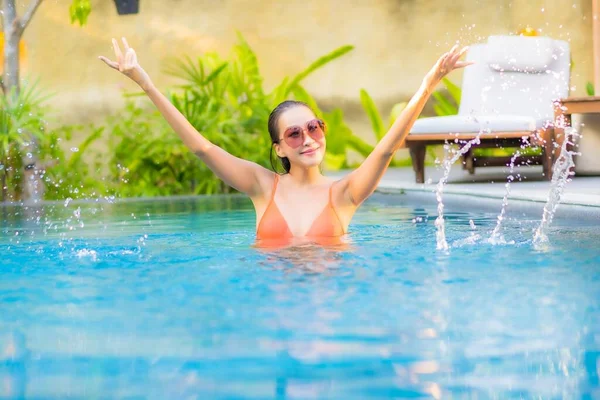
left=289, top=84, right=321, bottom=116
left=360, top=89, right=384, bottom=140
left=286, top=45, right=354, bottom=96
left=388, top=102, right=407, bottom=127
left=441, top=78, right=461, bottom=104
left=269, top=77, right=290, bottom=106
left=67, top=127, right=103, bottom=169
left=432, top=92, right=458, bottom=116
left=346, top=134, right=374, bottom=158
left=204, top=62, right=229, bottom=85
left=163, top=55, right=205, bottom=86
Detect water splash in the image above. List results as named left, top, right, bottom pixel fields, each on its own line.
left=76, top=249, right=98, bottom=261
left=435, top=130, right=486, bottom=251
left=533, top=127, right=580, bottom=248
left=489, top=150, right=521, bottom=244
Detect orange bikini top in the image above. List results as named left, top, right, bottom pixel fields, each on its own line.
left=256, top=174, right=345, bottom=241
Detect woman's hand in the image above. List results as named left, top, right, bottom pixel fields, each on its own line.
left=424, top=44, right=474, bottom=88
left=99, top=37, right=154, bottom=91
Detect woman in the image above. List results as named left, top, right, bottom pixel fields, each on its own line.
left=100, top=38, right=471, bottom=247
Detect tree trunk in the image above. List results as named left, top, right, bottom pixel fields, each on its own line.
left=3, top=1, right=20, bottom=92
left=2, top=0, right=45, bottom=205
left=1, top=158, right=6, bottom=202
left=594, top=0, right=600, bottom=91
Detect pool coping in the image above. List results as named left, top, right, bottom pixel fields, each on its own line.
left=369, top=189, right=600, bottom=221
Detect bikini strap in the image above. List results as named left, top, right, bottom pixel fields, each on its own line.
left=328, top=180, right=345, bottom=234
left=270, top=174, right=280, bottom=203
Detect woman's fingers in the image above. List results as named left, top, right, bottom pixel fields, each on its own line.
left=438, top=52, right=451, bottom=74
left=112, top=38, right=123, bottom=63
left=454, top=60, right=475, bottom=69
left=448, top=44, right=459, bottom=57
left=443, top=45, right=470, bottom=71
left=122, top=37, right=130, bottom=51
left=448, top=52, right=461, bottom=67
left=124, top=48, right=131, bottom=66
left=98, top=56, right=119, bottom=70
left=129, top=48, right=138, bottom=64
left=125, top=48, right=135, bottom=68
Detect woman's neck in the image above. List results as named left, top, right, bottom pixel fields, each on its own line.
left=287, top=165, right=324, bottom=186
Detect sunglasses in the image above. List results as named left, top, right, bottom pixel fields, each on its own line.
left=280, top=119, right=326, bottom=149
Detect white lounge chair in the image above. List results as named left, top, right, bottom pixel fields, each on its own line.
left=405, top=35, right=571, bottom=183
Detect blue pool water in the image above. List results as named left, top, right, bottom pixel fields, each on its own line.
left=1, top=193, right=599, bottom=399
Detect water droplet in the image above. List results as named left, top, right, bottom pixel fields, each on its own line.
left=70, top=147, right=79, bottom=153
left=64, top=198, right=72, bottom=207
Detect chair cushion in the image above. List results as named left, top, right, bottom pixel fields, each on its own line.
left=485, top=35, right=555, bottom=73
left=410, top=115, right=540, bottom=134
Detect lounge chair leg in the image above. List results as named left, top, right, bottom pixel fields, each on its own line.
left=409, top=144, right=426, bottom=183
left=462, top=149, right=475, bottom=174
left=541, top=127, right=554, bottom=180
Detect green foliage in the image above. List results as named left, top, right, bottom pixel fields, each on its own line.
left=355, top=88, right=412, bottom=166
left=432, top=78, right=460, bottom=117
left=2, top=35, right=364, bottom=201
left=0, top=81, right=108, bottom=202
left=41, top=124, right=107, bottom=200
left=320, top=108, right=356, bottom=170
left=442, top=77, right=461, bottom=104
left=107, top=34, right=357, bottom=196
left=105, top=101, right=229, bottom=197
left=69, top=0, right=92, bottom=26
left=0, top=81, right=50, bottom=154
left=388, top=101, right=408, bottom=127
left=587, top=82, right=595, bottom=96
left=270, top=44, right=354, bottom=105
left=0, top=81, right=51, bottom=201
left=359, top=89, right=385, bottom=141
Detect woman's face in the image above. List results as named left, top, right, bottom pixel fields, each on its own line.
left=274, top=106, right=326, bottom=170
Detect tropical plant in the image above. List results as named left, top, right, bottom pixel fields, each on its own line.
left=1, top=0, right=102, bottom=204
left=40, top=124, right=106, bottom=200
left=0, top=77, right=108, bottom=202
left=431, top=77, right=461, bottom=116
left=0, top=81, right=50, bottom=201
left=106, top=101, right=221, bottom=197
left=352, top=89, right=411, bottom=166
left=349, top=79, right=462, bottom=168
left=106, top=34, right=360, bottom=197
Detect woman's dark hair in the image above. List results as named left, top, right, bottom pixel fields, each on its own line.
left=268, top=100, right=314, bottom=174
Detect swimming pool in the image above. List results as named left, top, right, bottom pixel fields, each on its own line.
left=1, top=193, right=599, bottom=399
